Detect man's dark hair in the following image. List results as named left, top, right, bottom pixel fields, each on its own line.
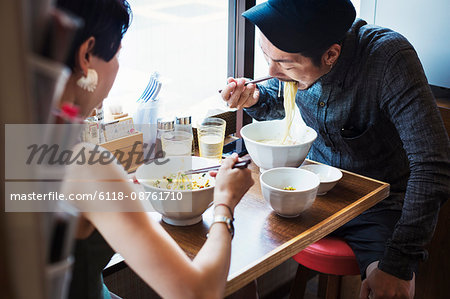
left=57, top=0, right=132, bottom=69
left=300, top=39, right=343, bottom=68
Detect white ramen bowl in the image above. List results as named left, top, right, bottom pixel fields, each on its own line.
left=300, top=164, right=343, bottom=195
left=240, top=120, right=317, bottom=172
left=260, top=167, right=319, bottom=217
left=135, top=156, right=216, bottom=226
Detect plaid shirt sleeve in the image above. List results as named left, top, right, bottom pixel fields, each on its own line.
left=244, top=78, right=285, bottom=120
left=377, top=47, right=450, bottom=280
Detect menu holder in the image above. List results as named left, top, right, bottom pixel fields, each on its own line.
left=100, top=131, right=143, bottom=173
left=103, top=116, right=135, bottom=142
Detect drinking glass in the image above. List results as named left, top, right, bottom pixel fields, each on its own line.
left=197, top=117, right=226, bottom=161
left=161, top=131, right=193, bottom=156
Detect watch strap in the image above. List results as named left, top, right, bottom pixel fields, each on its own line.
left=214, top=203, right=234, bottom=219
left=207, top=215, right=234, bottom=239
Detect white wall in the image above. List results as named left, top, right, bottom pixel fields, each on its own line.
left=360, top=0, right=450, bottom=88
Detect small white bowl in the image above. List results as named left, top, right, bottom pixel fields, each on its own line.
left=135, top=156, right=216, bottom=226
left=260, top=168, right=320, bottom=217
left=300, top=164, right=343, bottom=195
left=241, top=120, right=317, bottom=172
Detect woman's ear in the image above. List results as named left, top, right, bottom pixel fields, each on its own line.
left=322, top=43, right=341, bottom=67
left=76, top=37, right=96, bottom=76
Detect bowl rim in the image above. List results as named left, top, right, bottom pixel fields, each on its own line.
left=135, top=156, right=215, bottom=192
left=260, top=167, right=320, bottom=193
left=299, top=164, right=343, bottom=183
left=240, top=121, right=317, bottom=148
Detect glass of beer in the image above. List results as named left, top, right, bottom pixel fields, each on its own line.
left=197, top=117, right=226, bottom=161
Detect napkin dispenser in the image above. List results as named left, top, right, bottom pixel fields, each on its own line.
left=100, top=131, right=143, bottom=173
left=99, top=116, right=143, bottom=173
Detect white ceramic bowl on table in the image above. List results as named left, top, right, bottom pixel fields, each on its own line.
left=240, top=120, right=317, bottom=172
left=135, top=156, right=216, bottom=226
left=300, top=164, right=343, bottom=195
left=260, top=167, right=320, bottom=217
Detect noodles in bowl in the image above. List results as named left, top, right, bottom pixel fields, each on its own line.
left=241, top=120, right=316, bottom=171
left=255, top=82, right=302, bottom=146
left=257, top=139, right=299, bottom=145
left=135, top=156, right=217, bottom=226
left=152, top=172, right=213, bottom=190
left=240, top=82, right=317, bottom=171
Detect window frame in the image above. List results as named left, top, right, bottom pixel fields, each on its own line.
left=227, top=0, right=255, bottom=136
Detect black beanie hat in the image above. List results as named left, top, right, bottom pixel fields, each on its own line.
left=242, top=0, right=356, bottom=53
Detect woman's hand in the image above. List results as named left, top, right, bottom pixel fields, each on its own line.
left=210, top=154, right=254, bottom=213
left=221, top=77, right=260, bottom=109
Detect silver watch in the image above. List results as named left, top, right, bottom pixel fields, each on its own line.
left=209, top=215, right=234, bottom=239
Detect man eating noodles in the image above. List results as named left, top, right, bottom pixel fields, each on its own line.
left=220, top=0, right=450, bottom=298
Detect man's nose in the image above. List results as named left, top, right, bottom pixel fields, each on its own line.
left=268, top=61, right=281, bottom=78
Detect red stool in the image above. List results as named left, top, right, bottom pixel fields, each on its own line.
left=289, top=236, right=360, bottom=299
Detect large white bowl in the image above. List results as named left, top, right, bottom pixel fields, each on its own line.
left=300, top=164, right=343, bottom=195
left=241, top=120, right=317, bottom=171
left=135, top=156, right=216, bottom=226
left=260, top=167, right=320, bottom=217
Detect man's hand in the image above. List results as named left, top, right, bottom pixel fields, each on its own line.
left=221, top=77, right=260, bottom=109
left=360, top=264, right=415, bottom=299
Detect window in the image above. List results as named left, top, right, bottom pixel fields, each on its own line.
left=105, top=0, right=230, bottom=124
left=107, top=0, right=361, bottom=126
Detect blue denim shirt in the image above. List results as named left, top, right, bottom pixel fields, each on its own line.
left=245, top=19, right=450, bottom=280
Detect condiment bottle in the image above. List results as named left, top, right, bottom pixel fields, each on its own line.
left=83, top=110, right=99, bottom=144
left=96, top=107, right=105, bottom=144
left=175, top=116, right=193, bottom=154
left=156, top=118, right=174, bottom=157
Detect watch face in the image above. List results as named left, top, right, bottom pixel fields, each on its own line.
left=212, top=215, right=234, bottom=238
left=227, top=218, right=235, bottom=238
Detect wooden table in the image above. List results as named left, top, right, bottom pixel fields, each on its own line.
left=105, top=160, right=389, bottom=296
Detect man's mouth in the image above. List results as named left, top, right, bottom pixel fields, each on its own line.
left=275, top=77, right=297, bottom=83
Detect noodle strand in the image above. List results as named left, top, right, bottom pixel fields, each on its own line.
left=281, top=81, right=298, bottom=144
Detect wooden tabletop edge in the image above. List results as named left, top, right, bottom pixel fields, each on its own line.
left=225, top=182, right=390, bottom=295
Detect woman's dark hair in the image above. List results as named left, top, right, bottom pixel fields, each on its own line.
left=57, top=0, right=132, bottom=69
